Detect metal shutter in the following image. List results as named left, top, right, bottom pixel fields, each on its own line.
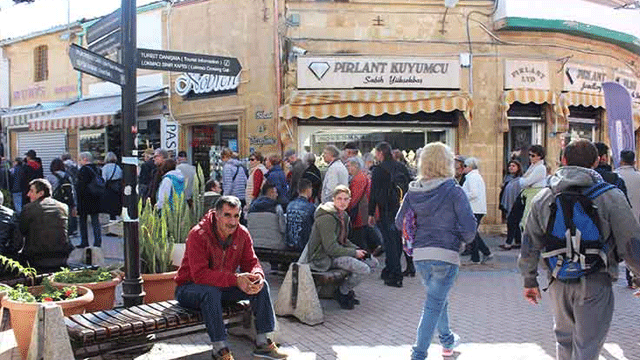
left=17, top=131, right=67, bottom=177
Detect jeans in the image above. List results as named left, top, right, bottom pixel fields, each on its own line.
left=378, top=214, right=403, bottom=280
left=11, top=193, right=22, bottom=214
left=411, top=260, right=459, bottom=360
left=470, top=214, right=491, bottom=262
left=175, top=282, right=276, bottom=342
left=79, top=213, right=102, bottom=247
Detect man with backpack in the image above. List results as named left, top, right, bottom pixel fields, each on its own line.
left=368, top=141, right=410, bottom=288
left=519, top=139, right=640, bottom=360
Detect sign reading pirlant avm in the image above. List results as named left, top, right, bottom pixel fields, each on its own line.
left=298, top=57, right=460, bottom=89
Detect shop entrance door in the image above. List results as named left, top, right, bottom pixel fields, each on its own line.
left=506, top=120, right=544, bottom=170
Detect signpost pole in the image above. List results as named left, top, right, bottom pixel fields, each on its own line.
left=121, top=0, right=144, bottom=307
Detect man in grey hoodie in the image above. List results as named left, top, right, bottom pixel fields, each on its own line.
left=519, top=139, right=640, bottom=360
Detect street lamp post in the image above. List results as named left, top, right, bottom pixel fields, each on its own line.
left=120, top=0, right=144, bottom=307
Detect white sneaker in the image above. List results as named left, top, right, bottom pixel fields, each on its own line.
left=442, top=333, right=460, bottom=357
left=481, top=253, right=494, bottom=264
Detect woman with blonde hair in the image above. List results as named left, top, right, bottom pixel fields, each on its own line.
left=395, top=142, right=477, bottom=360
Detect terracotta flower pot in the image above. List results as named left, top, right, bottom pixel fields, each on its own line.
left=1, top=285, right=93, bottom=360
left=141, top=270, right=177, bottom=304
left=49, top=275, right=121, bottom=312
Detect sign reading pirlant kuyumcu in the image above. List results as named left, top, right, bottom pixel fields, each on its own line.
left=297, top=57, right=460, bottom=89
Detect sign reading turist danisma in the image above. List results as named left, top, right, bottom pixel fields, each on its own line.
left=298, top=57, right=460, bottom=89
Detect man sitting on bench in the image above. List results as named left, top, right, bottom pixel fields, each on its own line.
left=174, top=196, right=288, bottom=360
left=301, top=185, right=375, bottom=310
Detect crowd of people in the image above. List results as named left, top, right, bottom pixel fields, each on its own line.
left=1, top=139, right=639, bottom=360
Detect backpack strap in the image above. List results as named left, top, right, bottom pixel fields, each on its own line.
left=584, top=182, right=615, bottom=199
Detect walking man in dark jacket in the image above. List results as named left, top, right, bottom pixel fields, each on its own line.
left=19, top=178, right=72, bottom=272
left=594, top=142, right=628, bottom=197
left=368, top=141, right=409, bottom=288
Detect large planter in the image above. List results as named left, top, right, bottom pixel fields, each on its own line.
left=1, top=285, right=93, bottom=360
left=142, top=270, right=177, bottom=304
left=170, top=243, right=186, bottom=267
left=49, top=275, right=121, bottom=312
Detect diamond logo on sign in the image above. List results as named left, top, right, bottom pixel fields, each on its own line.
left=308, top=62, right=330, bottom=80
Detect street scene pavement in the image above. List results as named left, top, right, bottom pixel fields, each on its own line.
left=1, top=231, right=639, bottom=360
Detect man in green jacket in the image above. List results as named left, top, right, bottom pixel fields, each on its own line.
left=303, top=185, right=373, bottom=309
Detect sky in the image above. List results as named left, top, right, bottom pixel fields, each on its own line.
left=0, top=0, right=159, bottom=40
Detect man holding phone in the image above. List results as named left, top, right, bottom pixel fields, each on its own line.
left=175, top=196, right=288, bottom=360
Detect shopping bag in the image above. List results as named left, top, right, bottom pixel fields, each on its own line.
left=274, top=262, right=323, bottom=325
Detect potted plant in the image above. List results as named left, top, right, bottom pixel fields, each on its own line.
left=139, top=198, right=177, bottom=304
left=49, top=267, right=121, bottom=312
left=165, top=165, right=205, bottom=266
left=0, top=256, right=93, bottom=360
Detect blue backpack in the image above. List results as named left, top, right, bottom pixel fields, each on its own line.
left=542, top=182, right=615, bottom=281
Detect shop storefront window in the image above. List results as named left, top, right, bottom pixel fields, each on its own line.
left=79, top=129, right=106, bottom=162
left=191, top=124, right=238, bottom=180
left=563, top=106, right=600, bottom=146
left=505, top=103, right=545, bottom=171
left=299, top=126, right=455, bottom=169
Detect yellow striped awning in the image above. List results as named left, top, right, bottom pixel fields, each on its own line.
left=499, top=89, right=561, bottom=132
left=280, top=90, right=473, bottom=127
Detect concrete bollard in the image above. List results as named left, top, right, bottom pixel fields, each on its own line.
left=27, top=303, right=74, bottom=360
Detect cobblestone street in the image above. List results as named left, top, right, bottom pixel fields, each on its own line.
left=1, top=232, right=632, bottom=360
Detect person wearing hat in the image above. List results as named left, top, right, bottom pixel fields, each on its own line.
left=138, top=148, right=156, bottom=203
left=454, top=155, right=467, bottom=186
left=284, top=149, right=306, bottom=201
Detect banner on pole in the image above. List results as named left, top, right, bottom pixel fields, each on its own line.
left=602, top=81, right=635, bottom=168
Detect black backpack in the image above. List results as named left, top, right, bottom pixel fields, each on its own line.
left=86, top=166, right=106, bottom=197
left=52, top=172, right=74, bottom=206
left=383, top=163, right=410, bottom=206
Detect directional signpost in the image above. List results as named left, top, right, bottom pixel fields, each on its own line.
left=68, top=44, right=124, bottom=85
left=86, top=8, right=121, bottom=45
left=136, top=48, right=242, bottom=76
left=88, top=29, right=121, bottom=57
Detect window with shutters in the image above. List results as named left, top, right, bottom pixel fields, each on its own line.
left=33, top=45, right=48, bottom=82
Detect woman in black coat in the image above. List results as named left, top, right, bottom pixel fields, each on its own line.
left=76, top=152, right=103, bottom=248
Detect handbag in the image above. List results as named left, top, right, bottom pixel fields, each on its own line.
left=106, top=166, right=122, bottom=194
left=274, top=262, right=323, bottom=325
left=86, top=166, right=106, bottom=197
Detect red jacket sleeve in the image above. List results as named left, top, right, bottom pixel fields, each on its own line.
left=186, top=229, right=238, bottom=288
left=252, top=171, right=263, bottom=199
left=239, top=231, right=264, bottom=278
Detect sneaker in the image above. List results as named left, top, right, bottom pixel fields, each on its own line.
left=442, top=333, right=460, bottom=357
left=253, top=340, right=288, bottom=359
left=498, top=244, right=512, bottom=251
left=481, top=253, right=494, bottom=264
left=212, top=348, right=234, bottom=360
left=347, top=290, right=360, bottom=305
left=334, top=289, right=355, bottom=310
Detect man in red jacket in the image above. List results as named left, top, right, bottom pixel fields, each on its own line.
left=175, top=196, right=287, bottom=360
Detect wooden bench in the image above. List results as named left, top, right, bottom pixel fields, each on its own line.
left=254, top=247, right=301, bottom=270
left=65, top=300, right=251, bottom=358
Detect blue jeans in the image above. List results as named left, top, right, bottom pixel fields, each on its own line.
left=11, top=193, right=22, bottom=214
left=79, top=213, right=102, bottom=247
left=411, top=260, right=459, bottom=360
left=378, top=215, right=402, bottom=280
left=175, top=282, right=276, bottom=342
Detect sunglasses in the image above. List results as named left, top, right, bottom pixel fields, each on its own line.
left=528, top=153, right=537, bottom=158
left=249, top=158, right=256, bottom=161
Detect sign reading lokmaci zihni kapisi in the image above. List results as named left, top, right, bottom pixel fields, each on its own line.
left=297, top=57, right=460, bottom=89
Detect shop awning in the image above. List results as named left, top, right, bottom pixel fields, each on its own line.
left=280, top=90, right=473, bottom=127
left=1, top=103, right=67, bottom=128
left=499, top=89, right=561, bottom=132
left=28, top=89, right=165, bottom=131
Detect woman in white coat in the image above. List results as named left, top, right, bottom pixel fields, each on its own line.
left=462, top=157, right=493, bottom=264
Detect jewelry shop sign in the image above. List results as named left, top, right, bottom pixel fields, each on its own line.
left=504, top=60, right=549, bottom=90
left=298, top=57, right=460, bottom=89
left=563, top=64, right=608, bottom=94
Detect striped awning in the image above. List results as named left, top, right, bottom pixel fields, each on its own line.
left=28, top=89, right=165, bottom=131
left=280, top=90, right=473, bottom=126
left=499, top=89, right=561, bottom=132
left=1, top=107, right=64, bottom=128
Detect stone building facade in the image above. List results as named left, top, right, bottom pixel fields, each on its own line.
left=279, top=0, right=640, bottom=226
